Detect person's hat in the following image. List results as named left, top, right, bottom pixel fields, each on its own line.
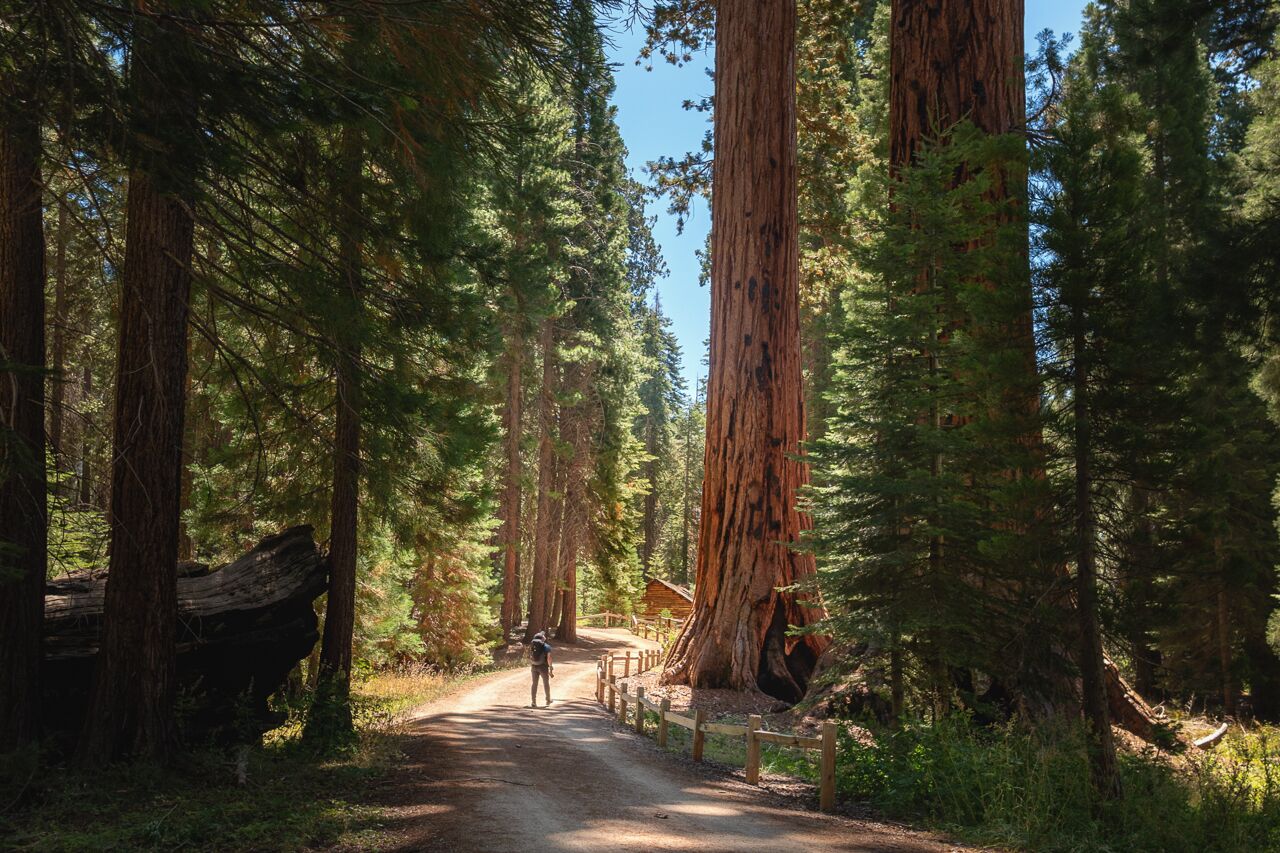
left=534, top=632, right=546, bottom=640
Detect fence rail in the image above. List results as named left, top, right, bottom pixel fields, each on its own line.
left=577, top=611, right=684, bottom=643
left=594, top=650, right=838, bottom=812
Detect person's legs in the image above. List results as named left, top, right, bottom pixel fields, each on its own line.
left=530, top=666, right=539, bottom=706
left=542, top=667, right=552, bottom=704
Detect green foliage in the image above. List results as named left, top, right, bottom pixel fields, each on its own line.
left=837, top=716, right=1280, bottom=852
left=809, top=123, right=1064, bottom=711
left=0, top=669, right=478, bottom=851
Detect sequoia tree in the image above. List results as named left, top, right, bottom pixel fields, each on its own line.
left=663, top=0, right=828, bottom=702
left=79, top=8, right=196, bottom=763
left=0, top=59, right=47, bottom=751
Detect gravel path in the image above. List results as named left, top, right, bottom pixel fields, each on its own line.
left=362, top=627, right=964, bottom=852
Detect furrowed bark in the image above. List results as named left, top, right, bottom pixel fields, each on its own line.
left=663, top=0, right=827, bottom=703
left=0, top=84, right=48, bottom=751
left=80, top=161, right=195, bottom=766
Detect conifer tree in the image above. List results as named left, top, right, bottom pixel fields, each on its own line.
left=634, top=295, right=685, bottom=578
left=0, top=3, right=48, bottom=751
left=1035, top=12, right=1150, bottom=796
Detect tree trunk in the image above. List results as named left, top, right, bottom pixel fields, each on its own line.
left=523, top=318, right=558, bottom=642
left=49, top=193, right=68, bottom=473
left=177, top=346, right=196, bottom=562
left=888, top=0, right=1026, bottom=169
left=79, top=115, right=196, bottom=769
left=556, top=527, right=578, bottom=642
left=555, top=369, right=588, bottom=643
left=540, top=449, right=564, bottom=633
left=1217, top=571, right=1236, bottom=717
left=499, top=323, right=524, bottom=638
left=308, top=124, right=363, bottom=740
left=662, top=0, right=827, bottom=703
left=78, top=363, right=93, bottom=507
left=0, top=92, right=48, bottom=752
left=1122, top=495, right=1160, bottom=698
left=1073, top=301, right=1122, bottom=799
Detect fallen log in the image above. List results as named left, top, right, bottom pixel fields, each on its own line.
left=1103, top=654, right=1168, bottom=744
left=42, top=526, right=327, bottom=744
left=1192, top=722, right=1230, bottom=750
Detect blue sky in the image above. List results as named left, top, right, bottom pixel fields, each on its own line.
left=602, top=2, right=1088, bottom=392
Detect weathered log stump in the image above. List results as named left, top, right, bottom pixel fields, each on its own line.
left=43, top=526, right=327, bottom=744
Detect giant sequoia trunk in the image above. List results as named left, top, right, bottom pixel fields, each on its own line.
left=663, top=0, right=827, bottom=703
left=0, top=93, right=47, bottom=751
left=890, top=0, right=1162, bottom=739
left=45, top=527, right=327, bottom=744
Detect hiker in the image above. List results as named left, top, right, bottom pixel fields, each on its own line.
left=529, top=631, right=554, bottom=707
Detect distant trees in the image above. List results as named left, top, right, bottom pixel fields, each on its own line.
left=0, top=0, right=615, bottom=758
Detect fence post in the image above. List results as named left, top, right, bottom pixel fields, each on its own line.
left=634, top=686, right=646, bottom=734
left=820, top=720, right=837, bottom=813
left=607, top=674, right=616, bottom=714
left=623, top=652, right=631, bottom=677
left=692, top=708, right=706, bottom=762
left=745, top=714, right=763, bottom=785
left=618, top=683, right=629, bottom=724
left=596, top=655, right=605, bottom=704
left=658, top=698, right=670, bottom=748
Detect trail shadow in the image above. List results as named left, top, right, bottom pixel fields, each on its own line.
left=359, top=630, right=951, bottom=853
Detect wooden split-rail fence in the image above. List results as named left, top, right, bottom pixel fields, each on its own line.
left=593, top=650, right=838, bottom=812
left=577, top=611, right=683, bottom=644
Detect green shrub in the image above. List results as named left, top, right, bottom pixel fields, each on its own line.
left=837, top=715, right=1280, bottom=853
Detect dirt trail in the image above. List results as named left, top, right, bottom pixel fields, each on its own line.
left=363, top=628, right=962, bottom=853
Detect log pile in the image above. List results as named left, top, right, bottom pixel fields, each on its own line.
left=43, top=526, right=327, bottom=741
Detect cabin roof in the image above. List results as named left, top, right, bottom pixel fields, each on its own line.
left=644, top=576, right=692, bottom=601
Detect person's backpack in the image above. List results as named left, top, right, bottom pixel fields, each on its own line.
left=530, top=639, right=549, bottom=666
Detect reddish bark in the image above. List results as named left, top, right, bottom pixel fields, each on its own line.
left=888, top=0, right=1026, bottom=169
left=0, top=93, right=47, bottom=751
left=662, top=0, right=827, bottom=703
left=79, top=175, right=193, bottom=763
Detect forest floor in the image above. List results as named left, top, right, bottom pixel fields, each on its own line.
left=347, top=627, right=965, bottom=853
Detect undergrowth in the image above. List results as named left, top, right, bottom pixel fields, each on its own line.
left=0, top=663, right=481, bottom=852
left=837, top=716, right=1280, bottom=853
left=646, top=705, right=1280, bottom=852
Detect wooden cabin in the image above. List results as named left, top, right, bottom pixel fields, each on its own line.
left=639, top=577, right=693, bottom=620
